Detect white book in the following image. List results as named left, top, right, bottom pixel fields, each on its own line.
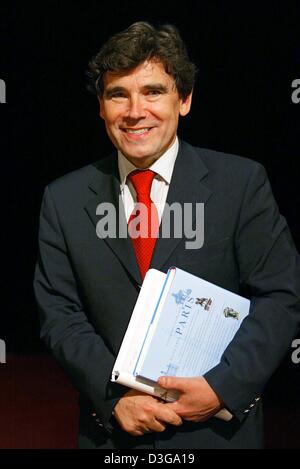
left=111, top=267, right=250, bottom=421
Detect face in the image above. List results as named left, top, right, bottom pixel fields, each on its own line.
left=98, top=60, right=192, bottom=168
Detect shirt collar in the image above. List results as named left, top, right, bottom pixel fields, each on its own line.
left=118, top=136, right=179, bottom=190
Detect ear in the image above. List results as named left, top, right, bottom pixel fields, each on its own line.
left=97, top=95, right=105, bottom=119
left=179, top=91, right=193, bottom=117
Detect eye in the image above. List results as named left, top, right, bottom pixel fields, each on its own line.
left=147, top=89, right=162, bottom=96
left=111, top=92, right=127, bottom=99
left=105, top=89, right=128, bottom=100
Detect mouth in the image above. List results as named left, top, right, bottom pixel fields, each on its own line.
left=121, top=127, right=154, bottom=136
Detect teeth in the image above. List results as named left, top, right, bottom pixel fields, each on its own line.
left=125, top=128, right=150, bottom=134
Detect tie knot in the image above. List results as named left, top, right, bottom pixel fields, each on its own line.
left=128, top=169, right=156, bottom=200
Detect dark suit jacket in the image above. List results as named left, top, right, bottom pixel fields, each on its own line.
left=34, top=140, right=300, bottom=448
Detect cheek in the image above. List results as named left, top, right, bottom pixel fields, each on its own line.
left=151, top=100, right=180, bottom=124
left=150, top=108, right=176, bottom=125
left=100, top=104, right=121, bottom=125
left=160, top=111, right=179, bottom=128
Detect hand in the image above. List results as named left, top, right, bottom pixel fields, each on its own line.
left=157, top=376, right=223, bottom=423
left=113, top=389, right=183, bottom=436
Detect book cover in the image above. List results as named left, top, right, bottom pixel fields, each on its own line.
left=134, top=267, right=250, bottom=382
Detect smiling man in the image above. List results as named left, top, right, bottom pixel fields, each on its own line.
left=34, top=22, right=300, bottom=449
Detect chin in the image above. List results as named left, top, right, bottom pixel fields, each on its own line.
left=125, top=153, right=158, bottom=168
left=123, top=149, right=154, bottom=160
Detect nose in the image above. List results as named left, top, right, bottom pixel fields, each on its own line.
left=126, top=95, right=146, bottom=120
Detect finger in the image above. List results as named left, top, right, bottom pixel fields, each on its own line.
left=156, top=403, right=183, bottom=426
left=158, top=376, right=185, bottom=391
left=138, top=419, right=167, bottom=434
left=149, top=419, right=167, bottom=433
left=162, top=401, right=186, bottom=417
left=129, top=429, right=147, bottom=437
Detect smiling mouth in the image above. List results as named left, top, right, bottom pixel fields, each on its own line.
left=122, top=127, right=153, bottom=135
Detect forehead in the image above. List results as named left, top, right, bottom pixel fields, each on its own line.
left=103, top=60, right=175, bottom=89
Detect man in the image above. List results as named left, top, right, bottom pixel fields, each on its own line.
left=34, top=22, right=300, bottom=449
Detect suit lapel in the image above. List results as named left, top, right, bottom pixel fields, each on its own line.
left=151, top=140, right=212, bottom=271
left=85, top=154, right=142, bottom=285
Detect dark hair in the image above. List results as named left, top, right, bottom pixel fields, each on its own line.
left=86, top=22, right=196, bottom=99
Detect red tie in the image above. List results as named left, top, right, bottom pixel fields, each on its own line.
left=128, top=170, right=159, bottom=280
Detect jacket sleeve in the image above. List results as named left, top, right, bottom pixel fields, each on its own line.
left=33, top=186, right=123, bottom=432
left=204, top=163, right=300, bottom=422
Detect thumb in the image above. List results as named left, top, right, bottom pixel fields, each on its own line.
left=157, top=376, right=185, bottom=391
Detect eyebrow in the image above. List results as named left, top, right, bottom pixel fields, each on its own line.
left=143, top=83, right=168, bottom=93
left=104, top=86, right=125, bottom=98
left=104, top=83, right=169, bottom=98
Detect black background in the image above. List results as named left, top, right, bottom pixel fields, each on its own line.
left=1, top=0, right=299, bottom=434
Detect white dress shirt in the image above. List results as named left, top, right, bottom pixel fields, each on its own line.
left=118, top=137, right=179, bottom=223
